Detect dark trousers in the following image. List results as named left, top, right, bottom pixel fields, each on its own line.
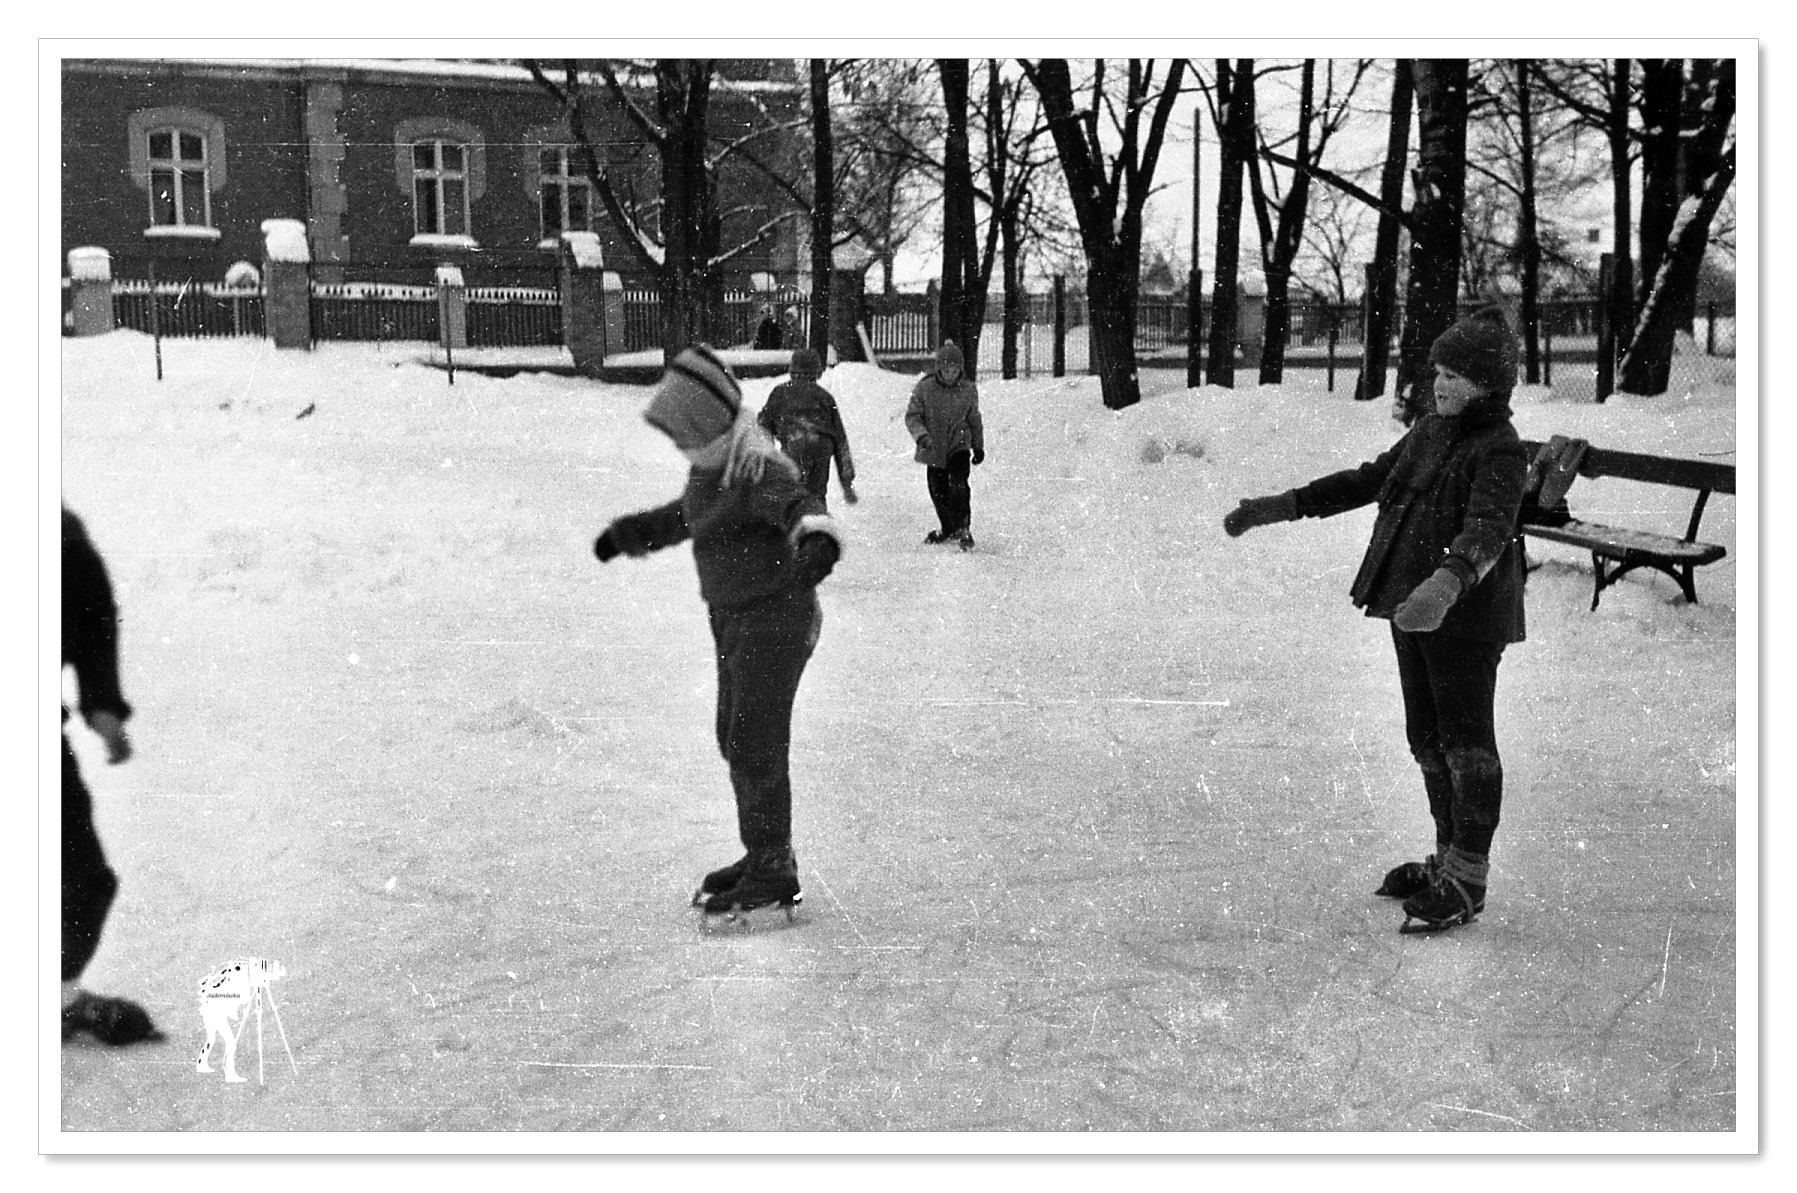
left=926, top=450, right=972, bottom=535
left=63, top=734, right=118, bottom=982
left=708, top=589, right=821, bottom=855
left=790, top=446, right=833, bottom=505
left=1390, top=626, right=1507, bottom=858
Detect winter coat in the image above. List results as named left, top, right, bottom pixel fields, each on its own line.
left=905, top=371, right=984, bottom=469
left=1289, top=402, right=1528, bottom=644
left=758, top=380, right=855, bottom=485
left=62, top=507, right=132, bottom=723
left=752, top=318, right=783, bottom=351
left=607, top=458, right=843, bottom=611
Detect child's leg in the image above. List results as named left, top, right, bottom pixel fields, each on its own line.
left=713, top=592, right=821, bottom=855
left=925, top=465, right=956, bottom=534
left=1390, top=627, right=1455, bottom=854
left=1415, top=633, right=1506, bottom=857
left=63, top=734, right=118, bottom=984
left=946, top=451, right=972, bottom=533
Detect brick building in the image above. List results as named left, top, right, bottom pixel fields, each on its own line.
left=60, top=58, right=809, bottom=287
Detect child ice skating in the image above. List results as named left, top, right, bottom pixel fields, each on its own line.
left=593, top=346, right=845, bottom=918
left=1223, top=307, right=1529, bottom=935
left=758, top=348, right=858, bottom=507
left=905, top=341, right=985, bottom=550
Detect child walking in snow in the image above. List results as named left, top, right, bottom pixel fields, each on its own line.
left=906, top=341, right=985, bottom=550
left=758, top=348, right=858, bottom=507
left=593, top=346, right=846, bottom=915
left=1223, top=306, right=1529, bottom=934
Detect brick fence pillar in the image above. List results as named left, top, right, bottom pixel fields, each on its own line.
left=260, top=219, right=313, bottom=349
left=68, top=247, right=114, bottom=337
left=435, top=264, right=467, bottom=351
left=558, top=234, right=607, bottom=374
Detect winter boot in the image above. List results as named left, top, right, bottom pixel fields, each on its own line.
left=957, top=528, right=975, bottom=551
left=691, top=853, right=751, bottom=904
left=1375, top=854, right=1439, bottom=900
left=701, top=845, right=801, bottom=918
left=1399, top=847, right=1489, bottom=935
left=62, top=991, right=165, bottom=1046
left=924, top=530, right=949, bottom=545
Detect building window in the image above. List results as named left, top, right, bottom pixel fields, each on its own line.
left=538, top=147, right=593, bottom=239
left=147, top=129, right=211, bottom=228
left=412, top=140, right=470, bottom=237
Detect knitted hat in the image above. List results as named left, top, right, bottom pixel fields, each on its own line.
left=936, top=341, right=965, bottom=373
left=1429, top=306, right=1519, bottom=395
left=790, top=347, right=823, bottom=381
left=645, top=345, right=742, bottom=450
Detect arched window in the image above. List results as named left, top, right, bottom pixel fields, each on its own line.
left=411, top=139, right=470, bottom=237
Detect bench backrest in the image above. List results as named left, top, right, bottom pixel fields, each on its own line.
left=1519, top=439, right=1736, bottom=495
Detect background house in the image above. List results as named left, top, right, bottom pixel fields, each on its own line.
left=60, top=58, right=808, bottom=288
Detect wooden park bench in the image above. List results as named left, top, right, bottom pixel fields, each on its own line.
left=1517, top=435, right=1736, bottom=610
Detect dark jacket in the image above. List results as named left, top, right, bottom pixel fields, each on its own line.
left=609, top=459, right=842, bottom=611
left=62, top=507, right=132, bottom=722
left=905, top=372, right=984, bottom=468
left=1290, top=402, right=1528, bottom=644
left=758, top=380, right=855, bottom=485
left=752, top=318, right=783, bottom=351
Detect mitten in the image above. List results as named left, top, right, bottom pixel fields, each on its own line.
left=1392, top=567, right=1466, bottom=633
left=842, top=482, right=860, bottom=505
left=1222, top=492, right=1298, bottom=537
left=792, top=533, right=840, bottom=587
left=971, top=448, right=985, bottom=466
left=916, top=433, right=934, bottom=453
left=595, top=514, right=654, bottom=561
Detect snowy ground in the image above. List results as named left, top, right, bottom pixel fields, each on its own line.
left=52, top=331, right=1745, bottom=1145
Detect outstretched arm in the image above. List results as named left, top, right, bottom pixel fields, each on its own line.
left=594, top=498, right=689, bottom=561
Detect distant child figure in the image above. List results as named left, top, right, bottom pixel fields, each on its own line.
left=61, top=506, right=165, bottom=1045
left=1222, top=307, right=1528, bottom=935
left=752, top=305, right=782, bottom=351
left=593, top=346, right=846, bottom=916
left=780, top=307, right=804, bottom=350
left=759, top=348, right=858, bottom=507
left=905, top=341, right=985, bottom=550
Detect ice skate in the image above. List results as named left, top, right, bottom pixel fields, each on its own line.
left=957, top=528, right=975, bottom=551
left=924, top=529, right=949, bottom=545
left=690, top=853, right=750, bottom=905
left=62, top=991, right=165, bottom=1047
left=699, top=846, right=802, bottom=924
left=1375, top=855, right=1438, bottom=899
left=1398, top=872, right=1486, bottom=935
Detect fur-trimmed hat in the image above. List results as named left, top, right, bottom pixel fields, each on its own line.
left=645, top=345, right=742, bottom=450
left=1429, top=306, right=1519, bottom=395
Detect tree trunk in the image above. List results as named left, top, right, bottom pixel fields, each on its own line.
left=1607, top=59, right=1635, bottom=362
left=938, top=59, right=982, bottom=363
left=1393, top=59, right=1468, bottom=423
left=1635, top=58, right=1683, bottom=341
left=809, top=58, right=834, bottom=358
left=1257, top=60, right=1314, bottom=386
left=1516, top=59, right=1541, bottom=385
left=1358, top=60, right=1412, bottom=401
left=657, top=62, right=715, bottom=359
left=1000, top=215, right=1023, bottom=379
left=1086, top=248, right=1142, bottom=410
left=1206, top=59, right=1252, bottom=387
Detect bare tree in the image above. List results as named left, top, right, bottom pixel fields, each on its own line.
left=1204, top=58, right=1253, bottom=387
left=1619, top=58, right=1735, bottom=395
left=524, top=59, right=799, bottom=358
left=1022, top=57, right=1187, bottom=410
left=1245, top=58, right=1370, bottom=383
left=808, top=58, right=835, bottom=357
left=938, top=60, right=983, bottom=358
left=1392, top=59, right=1470, bottom=421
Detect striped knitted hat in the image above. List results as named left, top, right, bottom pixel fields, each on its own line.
left=645, top=345, right=742, bottom=449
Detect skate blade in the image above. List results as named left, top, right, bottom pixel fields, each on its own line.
left=698, top=893, right=803, bottom=928
left=1398, top=912, right=1475, bottom=935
